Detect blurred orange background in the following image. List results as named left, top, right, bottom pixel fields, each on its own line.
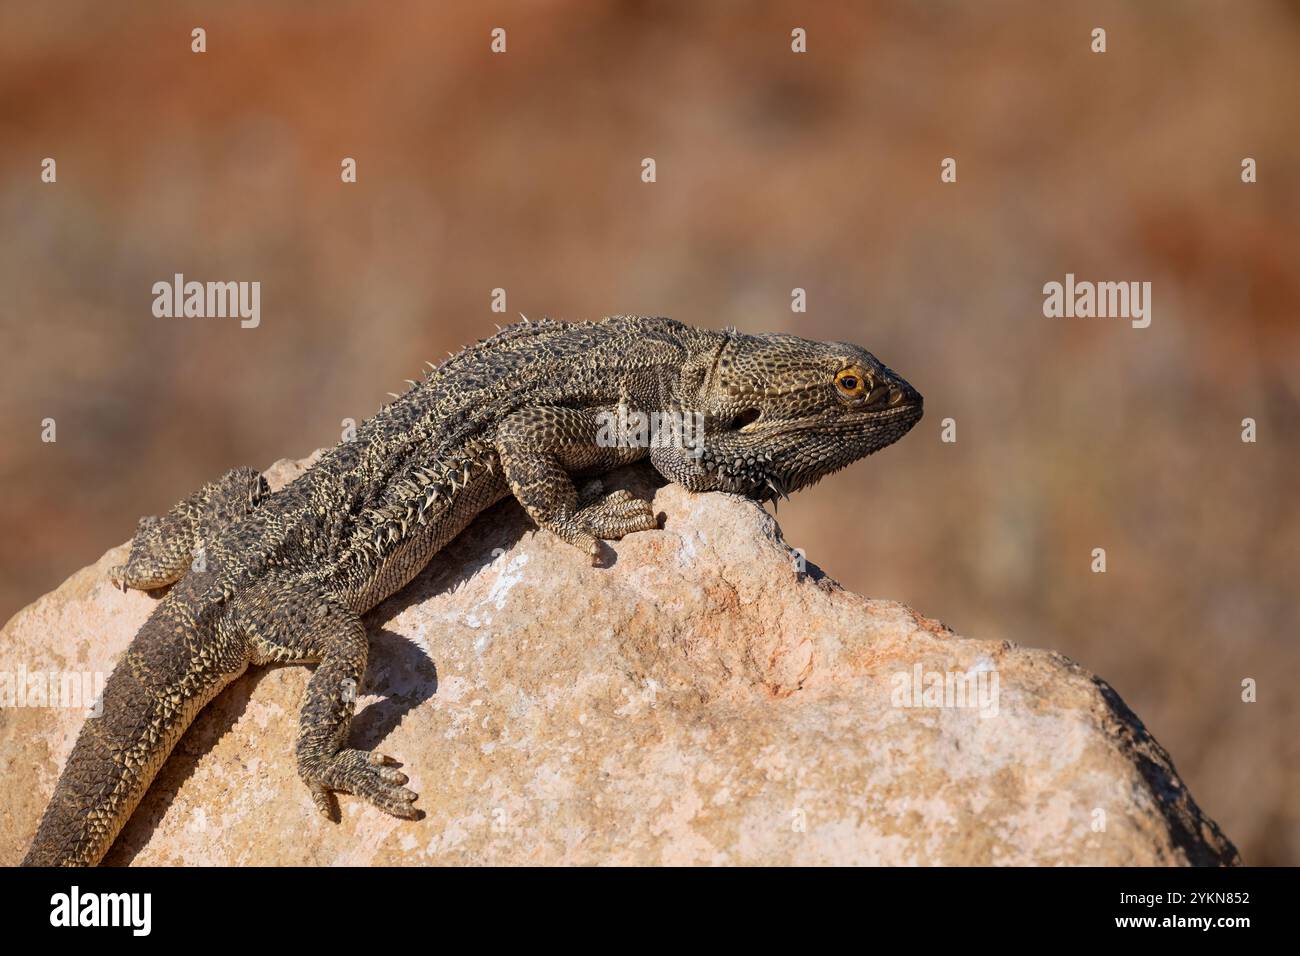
left=1, top=1, right=1297, bottom=863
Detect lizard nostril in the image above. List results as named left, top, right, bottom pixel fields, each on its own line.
left=887, top=384, right=922, bottom=409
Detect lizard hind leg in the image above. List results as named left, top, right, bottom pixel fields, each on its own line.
left=110, top=465, right=270, bottom=591
left=242, top=587, right=421, bottom=823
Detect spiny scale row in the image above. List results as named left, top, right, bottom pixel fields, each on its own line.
left=358, top=437, right=498, bottom=553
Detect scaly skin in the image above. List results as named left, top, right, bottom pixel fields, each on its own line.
left=23, top=315, right=923, bottom=866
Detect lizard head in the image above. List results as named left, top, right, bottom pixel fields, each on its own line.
left=652, top=330, right=923, bottom=501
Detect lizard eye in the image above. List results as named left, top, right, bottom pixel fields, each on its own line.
left=730, top=408, right=762, bottom=430
left=834, top=368, right=868, bottom=400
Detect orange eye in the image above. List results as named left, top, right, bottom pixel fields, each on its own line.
left=834, top=368, right=867, bottom=398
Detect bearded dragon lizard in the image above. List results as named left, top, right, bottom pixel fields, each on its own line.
left=23, top=315, right=923, bottom=865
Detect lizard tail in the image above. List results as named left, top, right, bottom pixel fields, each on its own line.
left=23, top=604, right=245, bottom=866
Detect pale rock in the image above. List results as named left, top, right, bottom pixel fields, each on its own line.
left=0, top=456, right=1239, bottom=866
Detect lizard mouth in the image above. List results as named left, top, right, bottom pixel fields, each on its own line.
left=838, top=400, right=925, bottom=432
left=730, top=404, right=923, bottom=454
left=704, top=401, right=925, bottom=502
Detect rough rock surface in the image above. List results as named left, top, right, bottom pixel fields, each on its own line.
left=1, top=455, right=1239, bottom=866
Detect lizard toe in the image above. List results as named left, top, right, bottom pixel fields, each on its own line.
left=592, top=497, right=659, bottom=539
left=308, top=782, right=341, bottom=822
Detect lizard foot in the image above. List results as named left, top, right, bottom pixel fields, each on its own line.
left=576, top=489, right=659, bottom=540
left=301, top=749, right=421, bottom=822
left=109, top=517, right=163, bottom=591
left=552, top=489, right=660, bottom=563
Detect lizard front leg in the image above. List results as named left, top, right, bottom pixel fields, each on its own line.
left=240, top=587, right=419, bottom=822
left=495, top=406, right=659, bottom=560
